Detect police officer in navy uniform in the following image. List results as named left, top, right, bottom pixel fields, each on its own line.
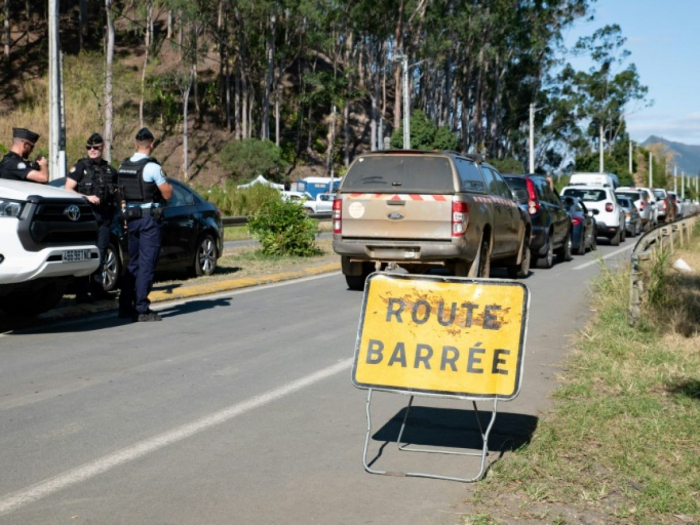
left=0, top=128, right=49, bottom=183
left=117, top=127, right=173, bottom=322
left=65, top=133, right=118, bottom=302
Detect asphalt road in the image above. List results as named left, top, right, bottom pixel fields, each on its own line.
left=0, top=240, right=636, bottom=525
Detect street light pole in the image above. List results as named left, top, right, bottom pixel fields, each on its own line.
left=648, top=152, right=652, bottom=188
left=682, top=171, right=685, bottom=199
left=674, top=165, right=677, bottom=193
left=402, top=55, right=410, bottom=150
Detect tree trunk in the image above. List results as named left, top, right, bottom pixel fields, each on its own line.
left=326, top=105, right=336, bottom=175
left=343, top=101, right=350, bottom=167
left=138, top=3, right=152, bottom=129
left=104, top=0, right=115, bottom=162
left=370, top=50, right=378, bottom=151
left=234, top=61, right=241, bottom=139
left=78, top=0, right=87, bottom=49
left=262, top=13, right=276, bottom=140
left=182, top=67, right=194, bottom=181
left=4, top=0, right=10, bottom=59
left=275, top=90, right=280, bottom=147
left=167, top=10, right=173, bottom=39
left=392, top=0, right=405, bottom=131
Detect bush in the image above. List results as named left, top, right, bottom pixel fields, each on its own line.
left=248, top=198, right=319, bottom=257
left=219, top=138, right=287, bottom=182
left=201, top=182, right=281, bottom=216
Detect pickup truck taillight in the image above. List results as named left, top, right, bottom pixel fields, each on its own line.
left=662, top=200, right=667, bottom=211
left=605, top=202, right=614, bottom=212
left=640, top=201, right=645, bottom=211
left=452, top=201, right=468, bottom=237
left=333, top=197, right=342, bottom=234
left=526, top=178, right=540, bottom=215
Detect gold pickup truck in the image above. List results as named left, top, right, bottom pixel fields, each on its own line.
left=332, top=151, right=531, bottom=290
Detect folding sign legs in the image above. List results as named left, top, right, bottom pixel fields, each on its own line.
left=362, top=389, right=499, bottom=483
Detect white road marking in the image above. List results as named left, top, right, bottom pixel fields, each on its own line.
left=0, top=357, right=353, bottom=516
left=573, top=244, right=635, bottom=270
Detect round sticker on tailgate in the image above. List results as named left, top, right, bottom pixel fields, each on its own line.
left=349, top=201, right=365, bottom=219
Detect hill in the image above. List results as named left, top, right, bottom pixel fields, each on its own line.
left=641, top=136, right=700, bottom=177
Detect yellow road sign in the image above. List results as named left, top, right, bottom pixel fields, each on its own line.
left=352, top=273, right=529, bottom=400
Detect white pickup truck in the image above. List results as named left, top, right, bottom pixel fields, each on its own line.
left=302, top=193, right=335, bottom=215
left=0, top=179, right=100, bottom=315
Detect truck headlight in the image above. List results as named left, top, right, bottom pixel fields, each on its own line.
left=0, top=199, right=24, bottom=217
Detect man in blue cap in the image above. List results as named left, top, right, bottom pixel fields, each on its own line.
left=117, top=127, right=173, bottom=322
left=0, top=128, right=49, bottom=183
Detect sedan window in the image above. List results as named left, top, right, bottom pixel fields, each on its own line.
left=169, top=185, right=190, bottom=207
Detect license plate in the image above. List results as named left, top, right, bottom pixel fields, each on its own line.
left=62, top=249, right=91, bottom=263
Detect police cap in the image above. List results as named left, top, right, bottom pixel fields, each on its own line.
left=13, top=128, right=40, bottom=144
left=86, top=133, right=104, bottom=146
left=135, top=127, right=154, bottom=142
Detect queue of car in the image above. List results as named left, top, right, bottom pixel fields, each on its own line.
left=330, top=152, right=698, bottom=290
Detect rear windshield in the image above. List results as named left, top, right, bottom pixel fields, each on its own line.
left=617, top=196, right=632, bottom=208
left=503, top=177, right=529, bottom=204
left=653, top=190, right=666, bottom=200
left=562, top=188, right=607, bottom=202
left=342, top=156, right=455, bottom=194
left=616, top=192, right=640, bottom=202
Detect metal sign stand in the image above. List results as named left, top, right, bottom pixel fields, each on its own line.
left=362, top=389, right=499, bottom=483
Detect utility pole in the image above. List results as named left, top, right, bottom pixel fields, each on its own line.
left=628, top=141, right=633, bottom=174
left=681, top=171, right=685, bottom=199
left=402, top=55, right=410, bottom=150
left=48, top=0, right=64, bottom=181
left=648, top=152, right=652, bottom=188
left=674, top=165, right=677, bottom=193
left=599, top=124, right=604, bottom=173
left=529, top=103, right=535, bottom=173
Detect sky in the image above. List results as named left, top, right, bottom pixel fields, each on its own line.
left=562, top=0, right=700, bottom=145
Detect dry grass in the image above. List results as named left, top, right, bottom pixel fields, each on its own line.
left=463, top=233, right=700, bottom=524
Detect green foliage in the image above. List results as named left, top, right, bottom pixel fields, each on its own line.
left=198, top=181, right=280, bottom=216
left=247, top=198, right=319, bottom=257
left=488, top=158, right=524, bottom=174
left=0, top=143, right=7, bottom=156
left=390, top=110, right=457, bottom=151
left=219, top=138, right=288, bottom=182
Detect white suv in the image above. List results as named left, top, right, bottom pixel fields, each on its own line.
left=561, top=185, right=626, bottom=245
left=0, top=179, right=100, bottom=315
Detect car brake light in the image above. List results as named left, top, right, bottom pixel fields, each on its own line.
left=525, top=178, right=540, bottom=215
left=452, top=200, right=469, bottom=237
left=605, top=202, right=613, bottom=212
left=662, top=200, right=667, bottom=210
left=333, top=197, right=342, bottom=234
left=571, top=216, right=582, bottom=226
left=640, top=201, right=645, bottom=211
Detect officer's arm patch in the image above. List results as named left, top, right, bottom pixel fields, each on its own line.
left=69, top=166, right=76, bottom=173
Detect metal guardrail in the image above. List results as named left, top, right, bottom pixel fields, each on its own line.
left=629, top=213, right=699, bottom=326
left=222, top=212, right=332, bottom=227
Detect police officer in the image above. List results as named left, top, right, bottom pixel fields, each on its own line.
left=0, top=128, right=48, bottom=183
left=65, top=133, right=118, bottom=302
left=117, top=127, right=173, bottom=322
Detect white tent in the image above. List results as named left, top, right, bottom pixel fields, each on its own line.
left=236, top=174, right=284, bottom=190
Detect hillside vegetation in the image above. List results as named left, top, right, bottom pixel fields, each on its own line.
left=0, top=0, right=657, bottom=188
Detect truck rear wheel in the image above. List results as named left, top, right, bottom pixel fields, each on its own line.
left=344, top=261, right=373, bottom=291
left=468, top=236, right=491, bottom=278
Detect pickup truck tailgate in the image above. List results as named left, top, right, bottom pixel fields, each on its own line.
left=341, top=193, right=453, bottom=240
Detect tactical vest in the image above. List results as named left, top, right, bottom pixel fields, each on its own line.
left=117, top=157, right=160, bottom=204
left=76, top=159, right=111, bottom=197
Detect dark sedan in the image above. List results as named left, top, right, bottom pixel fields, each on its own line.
left=49, top=178, right=223, bottom=291
left=562, top=196, right=597, bottom=255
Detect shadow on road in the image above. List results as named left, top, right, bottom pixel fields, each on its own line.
left=371, top=405, right=538, bottom=453
left=1, top=297, right=233, bottom=335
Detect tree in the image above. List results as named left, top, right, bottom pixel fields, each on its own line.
left=219, top=138, right=287, bottom=182
left=390, top=110, right=456, bottom=151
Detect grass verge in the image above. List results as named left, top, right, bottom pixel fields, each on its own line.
left=463, top=234, right=700, bottom=524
